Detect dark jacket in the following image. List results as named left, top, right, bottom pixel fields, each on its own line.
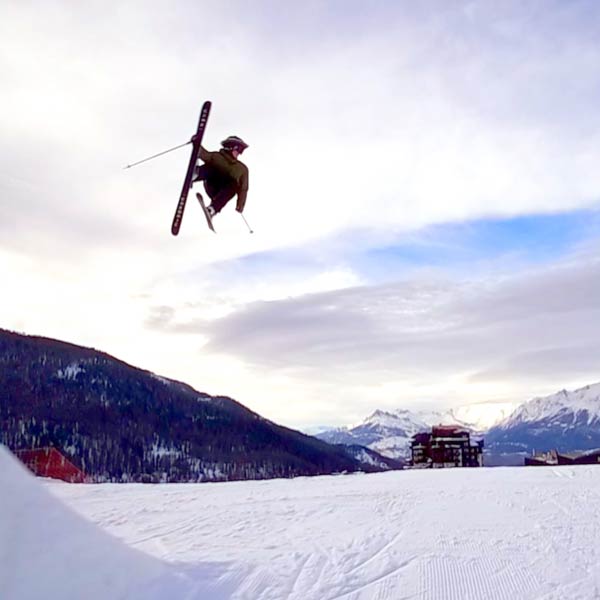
left=199, top=147, right=249, bottom=212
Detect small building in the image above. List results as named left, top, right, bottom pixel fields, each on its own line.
left=411, top=425, right=484, bottom=468
left=573, top=449, right=600, bottom=465
left=525, top=448, right=600, bottom=466
left=15, top=447, right=87, bottom=483
left=524, top=449, right=571, bottom=466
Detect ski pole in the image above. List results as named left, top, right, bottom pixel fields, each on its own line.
left=123, top=141, right=191, bottom=169
left=240, top=213, right=254, bottom=234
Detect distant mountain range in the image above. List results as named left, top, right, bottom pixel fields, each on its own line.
left=486, top=383, right=600, bottom=459
left=0, top=328, right=401, bottom=482
left=317, top=385, right=600, bottom=465
left=316, top=402, right=517, bottom=460
left=316, top=410, right=429, bottom=460
left=3, top=327, right=597, bottom=474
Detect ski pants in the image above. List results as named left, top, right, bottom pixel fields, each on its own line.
left=194, top=164, right=237, bottom=214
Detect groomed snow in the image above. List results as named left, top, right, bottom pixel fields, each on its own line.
left=0, top=447, right=242, bottom=600
left=4, top=444, right=600, bottom=599
left=43, top=463, right=600, bottom=598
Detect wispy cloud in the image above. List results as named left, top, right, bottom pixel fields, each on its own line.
left=190, top=247, right=600, bottom=418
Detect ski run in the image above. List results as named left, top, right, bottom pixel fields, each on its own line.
left=2, top=445, right=600, bottom=600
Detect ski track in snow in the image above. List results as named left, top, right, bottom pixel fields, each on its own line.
left=46, top=466, right=600, bottom=600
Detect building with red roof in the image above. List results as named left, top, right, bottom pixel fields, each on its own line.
left=15, top=447, right=87, bottom=483
left=411, top=425, right=484, bottom=468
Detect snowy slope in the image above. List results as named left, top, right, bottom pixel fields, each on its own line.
left=0, top=446, right=237, bottom=600
left=5, top=441, right=600, bottom=599
left=42, top=460, right=600, bottom=600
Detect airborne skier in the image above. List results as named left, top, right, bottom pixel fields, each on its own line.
left=167, top=102, right=251, bottom=235
left=193, top=135, right=249, bottom=218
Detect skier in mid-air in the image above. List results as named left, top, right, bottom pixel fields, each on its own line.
left=192, top=135, right=249, bottom=218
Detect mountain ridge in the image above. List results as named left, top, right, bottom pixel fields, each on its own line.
left=317, top=385, right=600, bottom=461
left=486, top=382, right=600, bottom=459
left=0, top=328, right=398, bottom=482
left=316, top=402, right=513, bottom=459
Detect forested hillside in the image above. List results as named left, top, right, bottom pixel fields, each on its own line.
left=0, top=329, right=393, bottom=482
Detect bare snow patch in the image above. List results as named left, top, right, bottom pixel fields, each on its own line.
left=56, top=363, right=84, bottom=380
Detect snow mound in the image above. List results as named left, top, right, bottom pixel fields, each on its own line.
left=0, top=446, right=235, bottom=600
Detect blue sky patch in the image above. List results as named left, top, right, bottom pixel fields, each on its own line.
left=357, top=210, right=600, bottom=281
left=210, top=209, right=600, bottom=288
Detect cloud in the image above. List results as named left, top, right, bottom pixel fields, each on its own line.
left=470, top=344, right=600, bottom=382
left=197, top=250, right=600, bottom=390
left=3, top=0, right=600, bottom=261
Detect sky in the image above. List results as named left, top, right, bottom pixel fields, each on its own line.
left=2, top=0, right=600, bottom=429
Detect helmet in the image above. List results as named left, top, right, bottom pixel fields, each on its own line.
left=221, top=135, right=249, bottom=153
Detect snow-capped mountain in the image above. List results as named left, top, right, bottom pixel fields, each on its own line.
left=316, top=401, right=516, bottom=460
left=317, top=410, right=429, bottom=459
left=317, top=383, right=600, bottom=464
left=495, top=383, right=600, bottom=429
left=317, top=384, right=600, bottom=464
left=486, top=383, right=600, bottom=456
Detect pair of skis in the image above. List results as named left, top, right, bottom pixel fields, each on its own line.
left=171, top=100, right=215, bottom=235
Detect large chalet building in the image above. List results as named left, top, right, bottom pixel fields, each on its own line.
left=410, top=425, right=484, bottom=468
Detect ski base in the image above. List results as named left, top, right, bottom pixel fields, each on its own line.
left=171, top=100, right=211, bottom=236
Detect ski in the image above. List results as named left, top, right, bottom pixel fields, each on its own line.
left=171, top=101, right=211, bottom=236
left=196, top=193, right=216, bottom=233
